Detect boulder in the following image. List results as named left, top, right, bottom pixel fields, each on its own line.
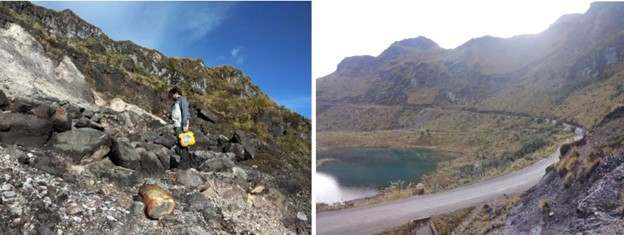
left=143, top=130, right=177, bottom=149
left=185, top=192, right=218, bottom=220
left=142, top=130, right=160, bottom=143
left=270, top=123, right=286, bottom=136
left=139, top=184, right=176, bottom=220
left=414, top=183, right=426, bottom=195
left=197, top=108, right=220, bottom=123
left=0, top=112, right=54, bottom=147
left=29, top=104, right=52, bottom=119
left=193, top=131, right=219, bottom=151
left=176, top=169, right=204, bottom=188
left=232, top=167, right=247, bottom=180
left=191, top=151, right=235, bottom=166
left=91, top=113, right=103, bottom=123
left=198, top=158, right=235, bottom=172
left=74, top=117, right=104, bottom=131
left=81, top=109, right=95, bottom=119
left=138, top=148, right=167, bottom=177
left=0, top=89, right=9, bottom=110
left=191, top=150, right=216, bottom=166
left=63, top=103, right=82, bottom=120
left=50, top=106, right=72, bottom=132
left=85, top=158, right=140, bottom=187
left=109, top=138, right=141, bottom=170
left=155, top=135, right=177, bottom=149
left=48, top=128, right=112, bottom=164
left=11, top=97, right=39, bottom=114
left=151, top=144, right=172, bottom=170
left=225, top=143, right=246, bottom=162
left=217, top=135, right=230, bottom=151
left=230, top=130, right=255, bottom=160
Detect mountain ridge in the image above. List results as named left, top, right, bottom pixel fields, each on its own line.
left=318, top=2, right=624, bottom=129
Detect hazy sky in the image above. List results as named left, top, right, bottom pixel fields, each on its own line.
left=312, top=0, right=594, bottom=79
left=34, top=1, right=312, bottom=118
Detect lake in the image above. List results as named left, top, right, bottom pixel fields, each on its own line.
left=316, top=148, right=454, bottom=204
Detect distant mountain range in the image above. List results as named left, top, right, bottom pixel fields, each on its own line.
left=318, top=2, right=624, bottom=129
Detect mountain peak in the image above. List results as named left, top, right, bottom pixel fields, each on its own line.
left=378, top=36, right=441, bottom=58
left=392, top=36, right=439, bottom=50
left=1, top=1, right=104, bottom=40
left=457, top=35, right=501, bottom=48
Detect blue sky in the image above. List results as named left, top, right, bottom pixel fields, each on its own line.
left=34, top=1, right=311, bottom=118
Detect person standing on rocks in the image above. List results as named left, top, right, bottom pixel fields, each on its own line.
left=168, top=86, right=191, bottom=169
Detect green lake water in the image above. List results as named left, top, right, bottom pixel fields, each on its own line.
left=316, top=148, right=455, bottom=202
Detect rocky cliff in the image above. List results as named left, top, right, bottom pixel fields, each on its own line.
left=489, top=106, right=624, bottom=234
left=0, top=2, right=310, bottom=234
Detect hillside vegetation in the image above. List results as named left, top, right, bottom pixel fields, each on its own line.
left=316, top=2, right=624, bottom=208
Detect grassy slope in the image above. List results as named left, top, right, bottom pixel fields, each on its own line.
left=2, top=3, right=311, bottom=175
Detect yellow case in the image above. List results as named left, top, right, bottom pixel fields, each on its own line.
left=178, top=131, right=196, bottom=147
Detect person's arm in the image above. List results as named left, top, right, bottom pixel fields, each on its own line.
left=180, top=97, right=190, bottom=131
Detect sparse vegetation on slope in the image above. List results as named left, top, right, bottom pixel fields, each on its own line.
left=318, top=108, right=570, bottom=195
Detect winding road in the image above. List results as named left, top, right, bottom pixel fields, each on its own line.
left=316, top=128, right=584, bottom=235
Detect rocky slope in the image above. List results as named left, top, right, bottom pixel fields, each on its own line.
left=318, top=2, right=624, bottom=129
left=489, top=106, right=624, bottom=234
left=0, top=2, right=310, bottom=234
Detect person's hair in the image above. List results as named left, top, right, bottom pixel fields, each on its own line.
left=168, top=86, right=183, bottom=96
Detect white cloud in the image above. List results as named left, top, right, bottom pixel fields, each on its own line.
left=235, top=56, right=245, bottom=65
left=182, top=3, right=235, bottom=41
left=231, top=47, right=242, bottom=57
left=231, top=46, right=245, bottom=64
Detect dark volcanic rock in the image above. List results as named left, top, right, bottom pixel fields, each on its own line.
left=11, top=97, right=40, bottom=114
left=193, top=130, right=218, bottom=151
left=191, top=150, right=235, bottom=166
left=109, top=138, right=141, bottom=170
left=225, top=143, right=246, bottom=162
left=155, top=135, right=176, bottom=149
left=137, top=148, right=167, bottom=177
left=0, top=89, right=8, bottom=110
left=0, top=112, right=54, bottom=147
left=230, top=130, right=255, bottom=160
left=185, top=192, right=218, bottom=220
left=197, top=108, right=220, bottom=123
left=176, top=169, right=204, bottom=188
left=82, top=109, right=95, bottom=119
left=48, top=128, right=111, bottom=164
left=29, top=103, right=51, bottom=119
left=75, top=117, right=104, bottom=131
left=198, top=158, right=235, bottom=172
left=85, top=158, right=140, bottom=187
left=50, top=106, right=72, bottom=132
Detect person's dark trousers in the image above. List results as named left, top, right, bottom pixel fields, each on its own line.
left=174, top=127, right=191, bottom=169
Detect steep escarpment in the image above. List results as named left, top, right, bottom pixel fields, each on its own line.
left=488, top=106, right=624, bottom=234
left=0, top=1, right=310, bottom=234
